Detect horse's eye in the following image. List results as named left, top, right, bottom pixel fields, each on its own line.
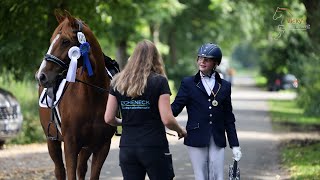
left=62, top=39, right=71, bottom=46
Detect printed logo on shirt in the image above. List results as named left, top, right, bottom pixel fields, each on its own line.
left=120, top=100, right=150, bottom=110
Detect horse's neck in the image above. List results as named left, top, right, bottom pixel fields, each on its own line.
left=79, top=51, right=109, bottom=87
left=77, top=37, right=109, bottom=89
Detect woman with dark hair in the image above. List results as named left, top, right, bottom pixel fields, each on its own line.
left=105, top=39, right=187, bottom=180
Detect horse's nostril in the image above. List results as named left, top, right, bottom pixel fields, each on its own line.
left=39, top=73, right=48, bottom=84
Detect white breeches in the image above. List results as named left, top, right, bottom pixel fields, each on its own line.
left=187, top=136, right=225, bottom=180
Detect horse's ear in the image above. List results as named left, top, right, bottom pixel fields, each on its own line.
left=64, top=10, right=77, bottom=28
left=54, top=9, right=65, bottom=23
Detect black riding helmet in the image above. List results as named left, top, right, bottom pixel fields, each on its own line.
left=197, top=43, right=222, bottom=65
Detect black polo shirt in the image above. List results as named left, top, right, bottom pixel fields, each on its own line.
left=110, top=73, right=171, bottom=147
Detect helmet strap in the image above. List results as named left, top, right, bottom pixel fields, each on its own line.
left=213, top=65, right=217, bottom=71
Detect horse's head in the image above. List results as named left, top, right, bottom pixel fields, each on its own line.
left=36, top=11, right=101, bottom=90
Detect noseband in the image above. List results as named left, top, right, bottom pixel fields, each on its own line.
left=45, top=54, right=69, bottom=69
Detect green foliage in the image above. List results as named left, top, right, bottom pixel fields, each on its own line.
left=97, top=0, right=140, bottom=43
left=159, top=0, right=249, bottom=87
left=251, top=0, right=320, bottom=116
left=166, top=57, right=197, bottom=89
left=0, top=71, right=45, bottom=144
left=0, top=0, right=102, bottom=80
left=295, top=52, right=320, bottom=116
left=0, top=0, right=48, bottom=80
left=168, top=79, right=177, bottom=103
left=232, top=42, right=259, bottom=68
left=254, top=75, right=268, bottom=88
left=278, top=32, right=320, bottom=116
left=282, top=142, right=320, bottom=179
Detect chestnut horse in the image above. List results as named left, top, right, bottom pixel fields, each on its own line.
left=35, top=11, right=115, bottom=180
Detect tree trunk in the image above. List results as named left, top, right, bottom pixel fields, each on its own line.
left=168, top=26, right=177, bottom=66
left=116, top=40, right=128, bottom=69
left=302, top=0, right=320, bottom=50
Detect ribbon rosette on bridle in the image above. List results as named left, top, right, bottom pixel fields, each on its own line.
left=80, top=42, right=93, bottom=76
left=65, top=30, right=94, bottom=82
left=66, top=46, right=81, bottom=82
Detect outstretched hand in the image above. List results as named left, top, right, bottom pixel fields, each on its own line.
left=178, top=128, right=187, bottom=139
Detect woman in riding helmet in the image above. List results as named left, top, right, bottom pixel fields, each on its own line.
left=171, top=43, right=242, bottom=180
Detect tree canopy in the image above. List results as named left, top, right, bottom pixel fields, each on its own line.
left=0, top=0, right=319, bottom=115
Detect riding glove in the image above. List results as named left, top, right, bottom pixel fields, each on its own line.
left=232, top=146, right=242, bottom=161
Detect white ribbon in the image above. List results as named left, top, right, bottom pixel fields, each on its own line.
left=77, top=32, right=86, bottom=44
left=66, top=46, right=81, bottom=82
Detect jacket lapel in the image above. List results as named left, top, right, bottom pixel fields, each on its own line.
left=194, top=71, right=223, bottom=97
left=212, top=72, right=222, bottom=97
left=194, top=71, right=208, bottom=96
left=212, top=80, right=219, bottom=96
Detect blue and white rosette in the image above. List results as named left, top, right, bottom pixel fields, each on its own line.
left=80, top=42, right=93, bottom=76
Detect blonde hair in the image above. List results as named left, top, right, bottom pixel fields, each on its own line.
left=112, top=40, right=166, bottom=98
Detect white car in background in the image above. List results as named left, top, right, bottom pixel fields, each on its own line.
left=0, top=88, right=23, bottom=149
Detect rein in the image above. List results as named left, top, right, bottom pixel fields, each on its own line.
left=76, top=78, right=109, bottom=93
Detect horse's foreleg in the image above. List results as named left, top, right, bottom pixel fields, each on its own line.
left=47, top=140, right=66, bottom=180
left=64, top=137, right=80, bottom=180
left=77, top=148, right=92, bottom=180
left=90, top=140, right=112, bottom=180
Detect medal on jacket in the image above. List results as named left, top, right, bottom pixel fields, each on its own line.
left=201, top=73, right=221, bottom=107
left=211, top=84, right=221, bottom=106
left=212, top=99, right=219, bottom=106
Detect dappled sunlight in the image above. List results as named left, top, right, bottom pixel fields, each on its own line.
left=237, top=131, right=279, bottom=141
left=232, top=89, right=297, bottom=101
left=0, top=144, right=49, bottom=158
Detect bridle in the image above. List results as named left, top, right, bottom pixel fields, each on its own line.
left=43, top=19, right=109, bottom=93
left=44, top=20, right=83, bottom=70
left=45, top=54, right=69, bottom=69
left=43, top=20, right=110, bottom=140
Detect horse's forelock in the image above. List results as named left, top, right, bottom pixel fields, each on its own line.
left=51, top=11, right=105, bottom=71
left=54, top=10, right=78, bottom=28
left=51, top=18, right=76, bottom=43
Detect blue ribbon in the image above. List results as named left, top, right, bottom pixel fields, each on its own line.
left=80, top=42, right=93, bottom=76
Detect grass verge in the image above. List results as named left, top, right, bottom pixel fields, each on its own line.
left=269, top=99, right=320, bottom=179
left=282, top=140, right=320, bottom=179
left=269, top=100, right=320, bottom=127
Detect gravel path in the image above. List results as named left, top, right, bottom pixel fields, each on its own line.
left=1, top=75, right=318, bottom=180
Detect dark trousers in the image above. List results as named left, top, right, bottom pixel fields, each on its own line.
left=119, top=147, right=175, bottom=180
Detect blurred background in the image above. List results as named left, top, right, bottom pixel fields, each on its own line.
left=0, top=0, right=319, bottom=179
